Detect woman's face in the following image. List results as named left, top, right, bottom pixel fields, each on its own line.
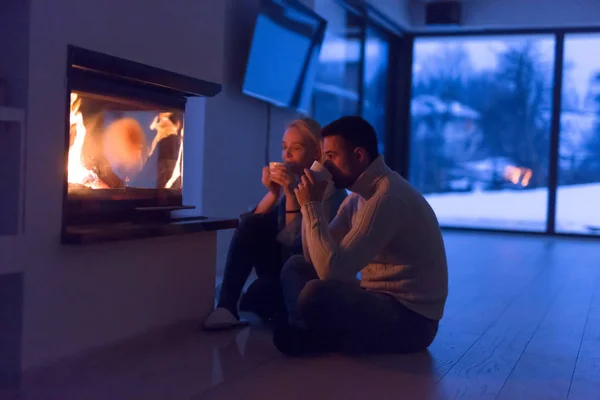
left=281, top=126, right=319, bottom=174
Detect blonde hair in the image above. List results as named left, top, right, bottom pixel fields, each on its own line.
left=287, top=117, right=325, bottom=163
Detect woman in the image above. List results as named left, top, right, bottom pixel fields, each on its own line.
left=204, top=118, right=347, bottom=330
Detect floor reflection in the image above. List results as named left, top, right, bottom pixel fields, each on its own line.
left=12, top=324, right=279, bottom=400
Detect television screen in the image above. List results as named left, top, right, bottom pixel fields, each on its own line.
left=242, top=0, right=326, bottom=113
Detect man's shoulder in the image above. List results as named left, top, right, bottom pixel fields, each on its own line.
left=374, top=170, right=407, bottom=197
left=374, top=171, right=426, bottom=210
left=376, top=172, right=436, bottom=219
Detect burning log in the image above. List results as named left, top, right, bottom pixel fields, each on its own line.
left=149, top=112, right=180, bottom=157
left=103, top=117, right=147, bottom=178
left=149, top=112, right=183, bottom=189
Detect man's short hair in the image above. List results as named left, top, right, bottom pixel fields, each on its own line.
left=321, top=116, right=380, bottom=159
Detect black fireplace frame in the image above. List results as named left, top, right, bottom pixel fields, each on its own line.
left=62, top=46, right=221, bottom=242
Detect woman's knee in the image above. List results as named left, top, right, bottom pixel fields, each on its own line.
left=233, top=213, right=275, bottom=245
left=281, top=255, right=309, bottom=278
left=237, top=213, right=266, bottom=233
left=297, top=279, right=331, bottom=316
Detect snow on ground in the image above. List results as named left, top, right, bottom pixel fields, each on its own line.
left=425, top=183, right=600, bottom=234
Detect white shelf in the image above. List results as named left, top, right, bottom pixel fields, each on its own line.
left=0, top=106, right=26, bottom=259
left=0, top=106, right=25, bottom=123
left=0, top=237, right=23, bottom=274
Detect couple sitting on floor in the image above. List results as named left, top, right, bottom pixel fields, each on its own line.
left=204, top=116, right=448, bottom=356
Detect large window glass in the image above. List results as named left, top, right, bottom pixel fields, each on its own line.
left=312, top=2, right=395, bottom=157
left=312, top=1, right=361, bottom=125
left=409, top=35, right=555, bottom=231
left=363, top=26, right=390, bottom=156
left=557, top=34, right=600, bottom=235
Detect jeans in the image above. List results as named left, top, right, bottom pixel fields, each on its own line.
left=217, top=211, right=283, bottom=315
left=280, top=255, right=439, bottom=354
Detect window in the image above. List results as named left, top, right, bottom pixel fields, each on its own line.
left=312, top=1, right=361, bottom=125
left=556, top=34, right=600, bottom=235
left=363, top=26, right=390, bottom=156
left=409, top=35, right=556, bottom=231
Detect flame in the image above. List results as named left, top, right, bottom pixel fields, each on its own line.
left=68, top=96, right=182, bottom=191
left=149, top=112, right=183, bottom=189
left=504, top=165, right=532, bottom=187
left=165, top=125, right=184, bottom=189
left=521, top=169, right=532, bottom=186
left=68, top=93, right=107, bottom=189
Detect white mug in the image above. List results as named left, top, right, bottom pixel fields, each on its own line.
left=310, top=161, right=335, bottom=198
left=269, top=161, right=284, bottom=173
left=310, top=161, right=332, bottom=182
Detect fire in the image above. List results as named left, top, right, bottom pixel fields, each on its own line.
left=68, top=93, right=107, bottom=189
left=149, top=112, right=183, bottom=189
left=165, top=126, right=184, bottom=189
left=68, top=94, right=182, bottom=191
left=504, top=165, right=532, bottom=187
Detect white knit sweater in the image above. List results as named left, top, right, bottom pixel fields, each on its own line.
left=301, top=156, right=448, bottom=321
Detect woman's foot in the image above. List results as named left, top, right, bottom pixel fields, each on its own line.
left=202, top=307, right=249, bottom=331
left=239, top=279, right=284, bottom=323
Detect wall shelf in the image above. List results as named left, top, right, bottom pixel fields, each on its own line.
left=0, top=106, right=26, bottom=274
left=0, top=106, right=25, bottom=122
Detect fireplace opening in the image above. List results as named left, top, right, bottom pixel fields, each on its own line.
left=67, top=91, right=184, bottom=210
left=62, top=46, right=220, bottom=239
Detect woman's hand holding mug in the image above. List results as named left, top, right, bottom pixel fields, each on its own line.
left=269, top=162, right=297, bottom=196
left=262, top=164, right=281, bottom=196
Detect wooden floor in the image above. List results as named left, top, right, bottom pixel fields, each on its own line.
left=428, top=232, right=600, bottom=400
left=7, top=232, right=600, bottom=400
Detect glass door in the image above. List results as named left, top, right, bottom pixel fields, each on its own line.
left=556, top=33, right=600, bottom=235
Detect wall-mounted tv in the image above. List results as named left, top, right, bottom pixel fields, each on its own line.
left=242, top=0, right=327, bottom=114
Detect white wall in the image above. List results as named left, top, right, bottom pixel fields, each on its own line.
left=204, top=0, right=305, bottom=275
left=17, top=0, right=372, bottom=369
left=411, top=0, right=600, bottom=29
left=21, top=0, right=228, bottom=369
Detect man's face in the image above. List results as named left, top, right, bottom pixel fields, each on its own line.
left=322, top=135, right=363, bottom=189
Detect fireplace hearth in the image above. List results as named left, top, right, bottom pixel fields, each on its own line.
left=62, top=46, right=227, bottom=244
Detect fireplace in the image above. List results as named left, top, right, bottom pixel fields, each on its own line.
left=62, top=46, right=221, bottom=243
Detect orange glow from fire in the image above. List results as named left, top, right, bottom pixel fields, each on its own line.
left=165, top=125, right=184, bottom=189
left=68, top=93, right=107, bottom=189
left=68, top=94, right=182, bottom=191
left=504, top=165, right=533, bottom=187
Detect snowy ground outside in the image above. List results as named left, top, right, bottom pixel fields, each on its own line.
left=426, top=183, right=600, bottom=235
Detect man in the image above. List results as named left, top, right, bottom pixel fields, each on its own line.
left=275, top=116, right=448, bottom=356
